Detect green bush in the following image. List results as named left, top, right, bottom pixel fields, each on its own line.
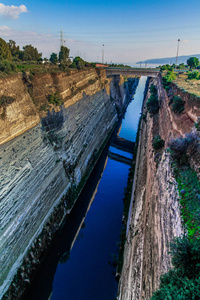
left=151, top=236, right=200, bottom=299
left=0, top=95, right=15, bottom=107
left=147, top=85, right=159, bottom=116
left=151, top=269, right=200, bottom=300
left=162, top=71, right=176, bottom=90
left=188, top=71, right=200, bottom=80
left=171, top=95, right=185, bottom=113
left=88, top=79, right=97, bottom=85
left=177, top=168, right=200, bottom=238
left=170, top=236, right=200, bottom=278
left=152, top=135, right=165, bottom=150
left=0, top=60, right=17, bottom=73
left=160, top=64, right=173, bottom=71
left=47, top=92, right=63, bottom=106
left=168, top=132, right=198, bottom=165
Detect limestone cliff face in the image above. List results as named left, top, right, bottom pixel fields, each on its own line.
left=110, top=75, right=139, bottom=114
left=0, top=68, right=120, bottom=298
left=118, top=75, right=200, bottom=300
left=0, top=74, right=40, bottom=145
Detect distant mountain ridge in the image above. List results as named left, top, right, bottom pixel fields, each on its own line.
left=136, top=54, right=200, bottom=65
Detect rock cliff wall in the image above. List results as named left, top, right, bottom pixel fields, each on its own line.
left=0, top=68, right=127, bottom=298
left=118, top=75, right=200, bottom=299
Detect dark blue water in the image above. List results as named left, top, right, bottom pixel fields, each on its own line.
left=26, top=76, right=147, bottom=300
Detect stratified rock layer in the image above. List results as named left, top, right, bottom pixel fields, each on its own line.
left=118, top=75, right=200, bottom=300
left=0, top=69, right=119, bottom=297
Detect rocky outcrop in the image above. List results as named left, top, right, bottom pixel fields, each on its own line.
left=118, top=74, right=200, bottom=300
left=0, top=68, right=129, bottom=298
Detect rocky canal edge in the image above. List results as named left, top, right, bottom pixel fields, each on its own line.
left=1, top=70, right=140, bottom=300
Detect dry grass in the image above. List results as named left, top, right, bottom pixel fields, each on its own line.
left=173, top=73, right=200, bottom=97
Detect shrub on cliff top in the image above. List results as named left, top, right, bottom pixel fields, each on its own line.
left=0, top=60, right=17, bottom=73
left=0, top=95, right=15, bottom=107
left=188, top=71, right=200, bottom=80
left=151, top=236, right=200, bottom=300
left=171, top=95, right=185, bottom=114
left=162, top=71, right=176, bottom=91
left=152, top=135, right=165, bottom=150
left=168, top=131, right=199, bottom=165
left=146, top=84, right=159, bottom=116
left=47, top=92, right=63, bottom=106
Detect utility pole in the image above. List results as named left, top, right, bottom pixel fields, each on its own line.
left=176, top=39, right=180, bottom=67
left=102, top=44, right=104, bottom=64
left=60, top=30, right=64, bottom=48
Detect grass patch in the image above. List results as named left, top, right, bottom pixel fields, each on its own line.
left=176, top=168, right=200, bottom=238
left=47, top=92, right=63, bottom=106
left=151, top=235, right=200, bottom=299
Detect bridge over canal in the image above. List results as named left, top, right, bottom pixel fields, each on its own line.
left=106, top=67, right=160, bottom=77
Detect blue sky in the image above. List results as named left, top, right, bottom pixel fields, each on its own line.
left=1, top=0, right=200, bottom=64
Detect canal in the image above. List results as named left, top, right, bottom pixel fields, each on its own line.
left=26, top=76, right=147, bottom=300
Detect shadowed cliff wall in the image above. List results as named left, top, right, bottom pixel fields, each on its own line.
left=0, top=68, right=129, bottom=298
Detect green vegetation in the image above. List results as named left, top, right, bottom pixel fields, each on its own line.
left=195, top=119, right=200, bottom=131
left=0, top=37, right=95, bottom=77
left=188, top=71, right=200, bottom=80
left=69, top=56, right=95, bottom=70
left=152, top=135, right=165, bottom=150
left=152, top=131, right=200, bottom=299
left=177, top=168, right=200, bottom=238
left=109, top=63, right=131, bottom=68
left=0, top=38, right=12, bottom=61
left=49, top=53, right=58, bottom=64
left=146, top=84, right=159, bottom=116
left=168, top=132, right=200, bottom=237
left=151, top=236, right=200, bottom=300
left=21, top=44, right=42, bottom=61
left=170, top=95, right=185, bottom=114
left=160, top=64, right=173, bottom=71
left=187, top=57, right=199, bottom=70
left=88, top=78, right=97, bottom=85
left=176, top=63, right=186, bottom=69
left=58, top=46, right=70, bottom=64
left=0, top=60, right=17, bottom=73
left=47, top=92, right=63, bottom=106
left=0, top=95, right=15, bottom=107
left=168, top=132, right=198, bottom=165
left=162, top=71, right=176, bottom=91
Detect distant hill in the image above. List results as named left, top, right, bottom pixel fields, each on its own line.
left=136, top=54, right=200, bottom=65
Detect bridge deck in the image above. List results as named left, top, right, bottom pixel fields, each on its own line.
left=106, top=67, right=160, bottom=77
left=108, top=151, right=133, bottom=166
left=111, top=136, right=134, bottom=154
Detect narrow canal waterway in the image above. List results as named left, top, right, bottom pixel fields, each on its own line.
left=26, top=76, right=147, bottom=300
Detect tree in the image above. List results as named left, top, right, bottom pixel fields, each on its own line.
left=58, top=46, right=70, bottom=63
left=50, top=53, right=58, bottom=64
left=0, top=38, right=12, bottom=61
left=187, top=57, right=199, bottom=70
left=7, top=40, right=20, bottom=59
left=21, top=44, right=42, bottom=61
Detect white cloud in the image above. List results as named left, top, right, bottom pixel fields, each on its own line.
left=0, top=3, right=28, bottom=19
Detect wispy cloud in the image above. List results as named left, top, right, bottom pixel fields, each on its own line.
left=0, top=3, right=28, bottom=19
